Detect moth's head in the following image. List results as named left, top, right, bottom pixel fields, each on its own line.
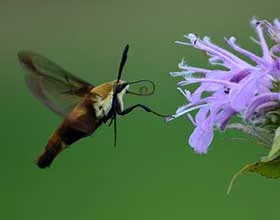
left=113, top=80, right=129, bottom=97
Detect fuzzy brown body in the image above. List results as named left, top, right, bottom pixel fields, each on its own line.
left=36, top=81, right=128, bottom=168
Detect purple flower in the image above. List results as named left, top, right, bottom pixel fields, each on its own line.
left=169, top=18, right=280, bottom=154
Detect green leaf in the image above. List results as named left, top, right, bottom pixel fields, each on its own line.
left=225, top=123, right=273, bottom=147
left=263, top=127, right=280, bottom=162
left=227, top=155, right=280, bottom=194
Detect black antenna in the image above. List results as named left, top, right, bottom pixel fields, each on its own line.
left=117, top=44, right=129, bottom=83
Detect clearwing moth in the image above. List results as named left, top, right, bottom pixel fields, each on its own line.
left=18, top=45, right=169, bottom=169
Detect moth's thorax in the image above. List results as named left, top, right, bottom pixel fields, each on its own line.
left=90, top=81, right=115, bottom=99
left=89, top=80, right=128, bottom=119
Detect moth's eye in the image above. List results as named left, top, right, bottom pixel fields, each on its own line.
left=114, top=83, right=127, bottom=93
left=114, top=85, right=122, bottom=93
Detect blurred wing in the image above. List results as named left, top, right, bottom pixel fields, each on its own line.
left=18, top=51, right=94, bottom=117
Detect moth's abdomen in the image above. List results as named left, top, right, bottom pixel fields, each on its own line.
left=36, top=122, right=90, bottom=168
left=36, top=132, right=65, bottom=168
left=36, top=98, right=99, bottom=168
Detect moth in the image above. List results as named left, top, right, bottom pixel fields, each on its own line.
left=18, top=45, right=168, bottom=169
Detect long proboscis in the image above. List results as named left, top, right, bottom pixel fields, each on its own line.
left=127, top=79, right=155, bottom=96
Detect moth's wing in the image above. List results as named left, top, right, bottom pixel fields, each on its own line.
left=18, top=51, right=94, bottom=117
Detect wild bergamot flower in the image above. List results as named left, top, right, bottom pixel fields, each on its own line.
left=169, top=18, right=280, bottom=154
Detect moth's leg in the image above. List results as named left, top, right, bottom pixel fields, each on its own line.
left=108, top=117, right=114, bottom=127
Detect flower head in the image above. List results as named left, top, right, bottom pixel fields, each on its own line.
left=169, top=18, right=280, bottom=154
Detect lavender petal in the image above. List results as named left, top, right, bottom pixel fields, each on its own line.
left=189, top=126, right=214, bottom=154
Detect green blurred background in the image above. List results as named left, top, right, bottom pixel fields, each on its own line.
left=1, top=0, right=280, bottom=219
